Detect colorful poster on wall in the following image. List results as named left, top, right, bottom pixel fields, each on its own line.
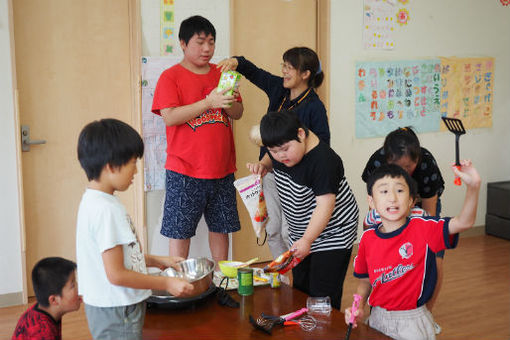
left=355, top=59, right=442, bottom=138
left=439, top=57, right=494, bottom=129
left=363, top=0, right=396, bottom=50
left=160, top=0, right=175, bottom=55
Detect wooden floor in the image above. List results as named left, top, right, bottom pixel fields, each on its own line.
left=1, top=234, right=508, bottom=339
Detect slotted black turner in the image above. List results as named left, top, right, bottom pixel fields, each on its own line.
left=441, top=117, right=466, bottom=186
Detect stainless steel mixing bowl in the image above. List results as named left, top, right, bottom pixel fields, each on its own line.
left=152, top=257, right=215, bottom=299
left=176, top=257, right=215, bottom=282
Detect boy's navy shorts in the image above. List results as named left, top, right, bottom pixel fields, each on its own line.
left=161, top=170, right=241, bottom=239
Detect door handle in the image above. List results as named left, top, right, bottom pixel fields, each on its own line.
left=21, top=125, right=46, bottom=152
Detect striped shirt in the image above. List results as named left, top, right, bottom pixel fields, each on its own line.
left=272, top=142, right=359, bottom=253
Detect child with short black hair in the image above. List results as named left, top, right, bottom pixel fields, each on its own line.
left=12, top=257, right=81, bottom=340
left=247, top=110, right=358, bottom=309
left=362, top=126, right=446, bottom=322
left=152, top=15, right=243, bottom=264
left=76, top=118, right=193, bottom=339
left=346, top=161, right=481, bottom=340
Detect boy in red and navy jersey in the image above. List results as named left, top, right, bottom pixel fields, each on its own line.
left=12, top=257, right=82, bottom=340
left=345, top=161, right=480, bottom=340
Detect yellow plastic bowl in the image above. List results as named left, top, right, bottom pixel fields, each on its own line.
left=218, top=261, right=243, bottom=278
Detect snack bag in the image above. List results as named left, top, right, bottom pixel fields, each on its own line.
left=233, top=174, right=268, bottom=239
left=263, top=250, right=302, bottom=275
left=217, top=71, right=242, bottom=107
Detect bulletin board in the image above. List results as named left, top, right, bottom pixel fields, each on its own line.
left=439, top=57, right=494, bottom=130
left=355, top=59, right=442, bottom=138
left=355, top=57, right=494, bottom=138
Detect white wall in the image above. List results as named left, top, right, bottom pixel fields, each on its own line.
left=141, top=0, right=231, bottom=258
left=330, top=0, right=510, bottom=239
left=0, top=0, right=24, bottom=302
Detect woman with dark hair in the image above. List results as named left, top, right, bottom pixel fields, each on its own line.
left=362, top=127, right=444, bottom=216
left=218, top=47, right=330, bottom=260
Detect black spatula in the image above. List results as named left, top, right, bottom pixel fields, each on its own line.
left=441, top=117, right=466, bottom=186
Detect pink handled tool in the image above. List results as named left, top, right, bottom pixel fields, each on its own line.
left=345, top=294, right=362, bottom=340
left=282, top=308, right=317, bottom=332
left=281, top=307, right=308, bottom=321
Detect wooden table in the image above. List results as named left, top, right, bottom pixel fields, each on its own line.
left=143, top=284, right=390, bottom=339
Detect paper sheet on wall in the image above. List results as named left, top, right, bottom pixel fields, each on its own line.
left=160, top=0, right=175, bottom=55
left=141, top=56, right=226, bottom=191
left=355, top=59, right=441, bottom=138
left=363, top=0, right=396, bottom=50
left=439, top=57, right=494, bottom=129
left=141, top=56, right=181, bottom=191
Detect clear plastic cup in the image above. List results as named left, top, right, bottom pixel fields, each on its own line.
left=306, top=296, right=332, bottom=316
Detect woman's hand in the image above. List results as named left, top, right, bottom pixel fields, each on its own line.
left=217, top=58, right=239, bottom=73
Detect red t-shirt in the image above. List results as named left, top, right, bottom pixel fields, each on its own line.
left=12, top=303, right=61, bottom=340
left=152, top=63, right=238, bottom=179
left=354, top=217, right=458, bottom=311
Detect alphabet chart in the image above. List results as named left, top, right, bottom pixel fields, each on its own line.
left=440, top=57, right=494, bottom=129
left=355, top=59, right=441, bottom=138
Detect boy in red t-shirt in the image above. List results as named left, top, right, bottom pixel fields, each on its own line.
left=345, top=161, right=480, bottom=340
left=152, top=15, right=243, bottom=264
left=12, top=257, right=82, bottom=340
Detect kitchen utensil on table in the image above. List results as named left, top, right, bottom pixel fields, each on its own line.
left=441, top=117, right=466, bottom=186
left=250, top=307, right=309, bottom=334
left=282, top=315, right=318, bottom=331
left=345, top=294, right=362, bottom=340
left=218, top=257, right=259, bottom=278
left=235, top=257, right=259, bottom=268
left=218, top=261, right=243, bottom=278
left=306, top=296, right=332, bottom=316
left=147, top=257, right=216, bottom=309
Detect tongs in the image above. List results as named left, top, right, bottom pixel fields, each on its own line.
left=441, top=117, right=466, bottom=186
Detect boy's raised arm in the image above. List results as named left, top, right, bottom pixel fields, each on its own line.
left=448, top=160, right=481, bottom=235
